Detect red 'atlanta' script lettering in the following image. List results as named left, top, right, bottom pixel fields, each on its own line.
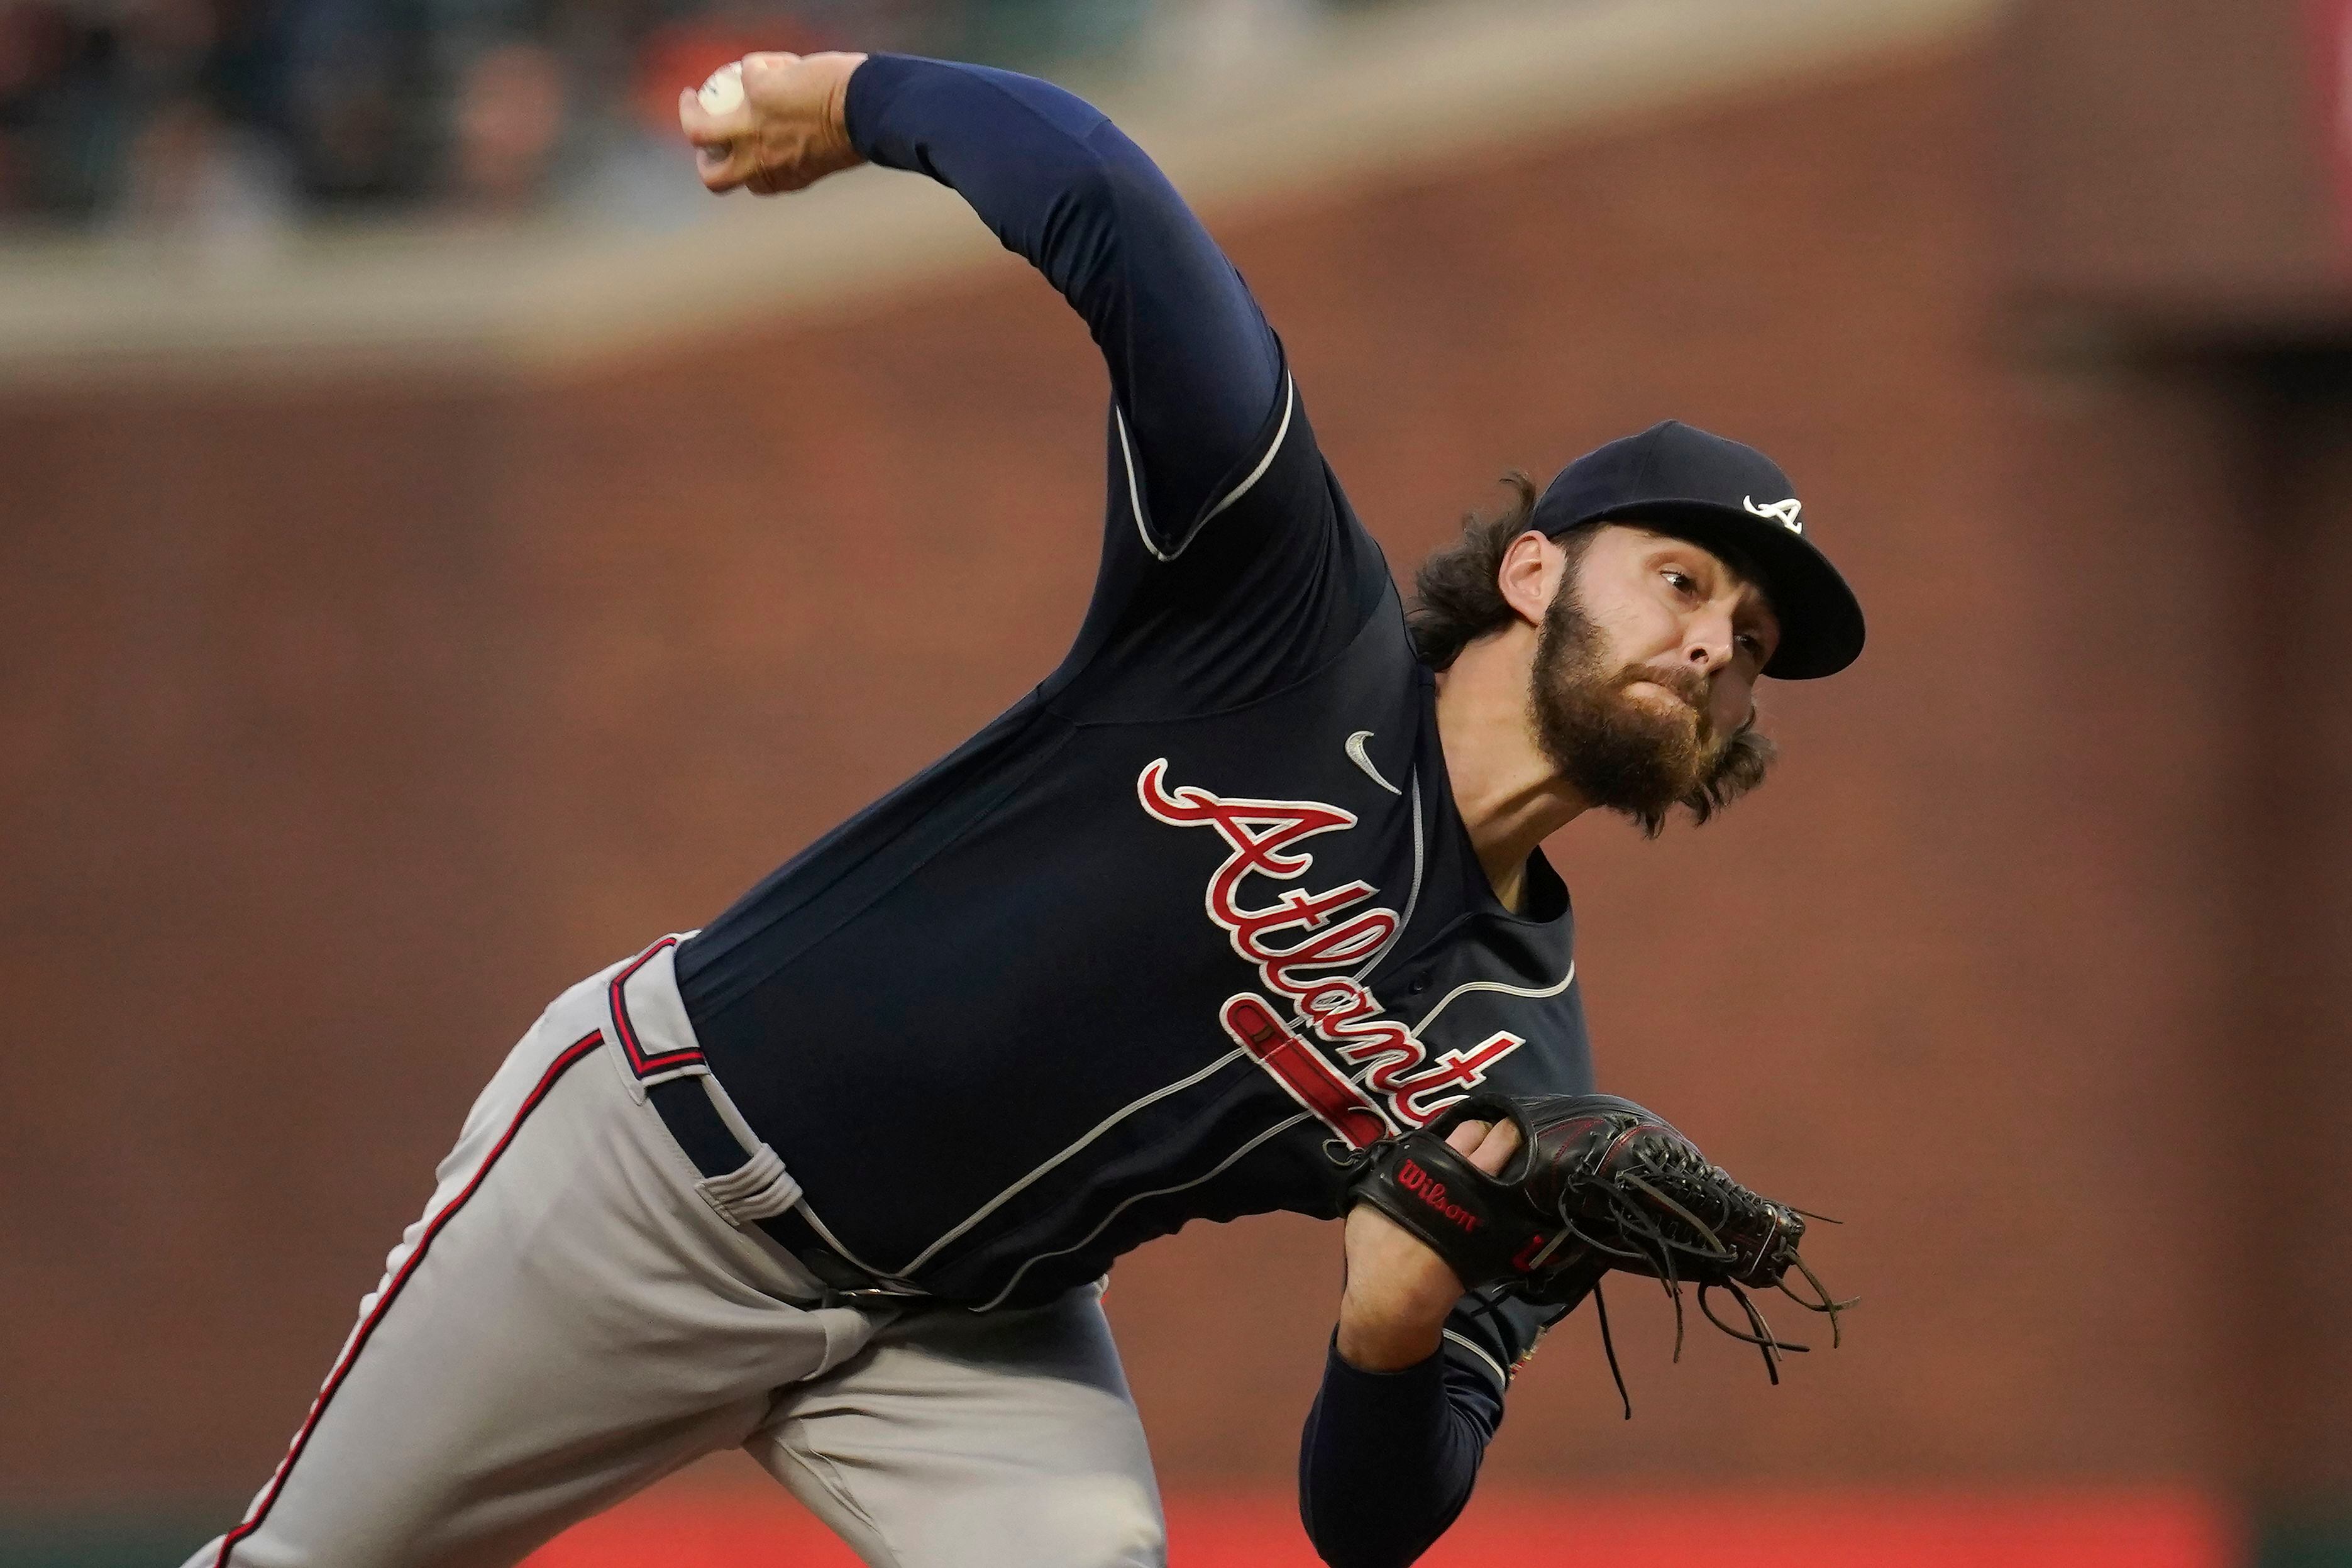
left=1138, top=758, right=1523, bottom=1134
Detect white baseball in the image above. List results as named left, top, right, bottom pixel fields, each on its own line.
left=697, top=61, right=744, bottom=116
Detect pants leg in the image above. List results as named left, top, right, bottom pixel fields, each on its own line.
left=184, top=964, right=882, bottom=1568
left=746, top=1282, right=1168, bottom=1568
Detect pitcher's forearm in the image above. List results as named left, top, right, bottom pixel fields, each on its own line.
left=1299, top=1337, right=1500, bottom=1568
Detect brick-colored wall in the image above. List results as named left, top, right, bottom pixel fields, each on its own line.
left=2, top=41, right=2343, bottom=1510
left=2001, top=0, right=2349, bottom=319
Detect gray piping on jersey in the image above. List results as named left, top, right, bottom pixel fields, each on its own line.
left=682, top=1067, right=912, bottom=1287
left=1411, top=960, right=1579, bottom=1034
left=790, top=1200, right=910, bottom=1289
left=1115, top=410, right=1163, bottom=561
left=1344, top=958, right=1579, bottom=1098
left=1200, top=372, right=1295, bottom=526
left=1363, top=771, right=1427, bottom=978
left=899, top=1047, right=1248, bottom=1275
left=971, top=1112, right=1310, bottom=1313
left=1441, top=1328, right=1511, bottom=1393
left=1117, top=372, right=1296, bottom=565
left=698, top=1066, right=767, bottom=1156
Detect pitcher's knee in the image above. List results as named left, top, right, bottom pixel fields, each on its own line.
left=1024, top=1475, right=1166, bottom=1567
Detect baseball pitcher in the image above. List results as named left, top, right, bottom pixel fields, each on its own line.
left=187, top=49, right=1866, bottom=1568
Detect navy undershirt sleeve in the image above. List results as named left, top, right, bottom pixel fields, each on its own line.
left=1300, top=1293, right=1568, bottom=1568
left=844, top=53, right=1283, bottom=546
left=1299, top=1337, right=1503, bottom=1568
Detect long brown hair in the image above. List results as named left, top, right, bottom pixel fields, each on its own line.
left=1407, top=472, right=1554, bottom=671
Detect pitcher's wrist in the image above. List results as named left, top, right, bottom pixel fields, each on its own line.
left=1335, top=1294, right=1444, bottom=1372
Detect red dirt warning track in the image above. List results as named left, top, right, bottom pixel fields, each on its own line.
left=529, top=1486, right=2234, bottom=1567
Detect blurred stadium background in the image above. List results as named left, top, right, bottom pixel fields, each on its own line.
left=4, top=0, right=2349, bottom=1563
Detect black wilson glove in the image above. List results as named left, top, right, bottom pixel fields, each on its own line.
left=1341, top=1092, right=1853, bottom=1414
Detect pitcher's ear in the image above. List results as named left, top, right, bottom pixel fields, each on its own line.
left=1498, top=529, right=1564, bottom=628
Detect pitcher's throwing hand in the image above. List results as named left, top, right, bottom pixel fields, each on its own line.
left=678, top=51, right=866, bottom=195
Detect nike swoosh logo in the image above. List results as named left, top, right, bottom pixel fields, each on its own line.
left=1345, top=731, right=1400, bottom=795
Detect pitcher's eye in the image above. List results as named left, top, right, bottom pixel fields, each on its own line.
left=1662, top=569, right=1698, bottom=599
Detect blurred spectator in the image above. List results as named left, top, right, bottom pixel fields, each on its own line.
left=0, top=0, right=1408, bottom=231
left=117, top=91, right=294, bottom=255
left=450, top=37, right=562, bottom=213
left=1, top=3, right=130, bottom=217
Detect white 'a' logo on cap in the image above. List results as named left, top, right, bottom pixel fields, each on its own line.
left=1744, top=495, right=1803, bottom=534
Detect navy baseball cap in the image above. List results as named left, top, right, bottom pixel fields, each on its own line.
left=1532, top=419, right=1865, bottom=679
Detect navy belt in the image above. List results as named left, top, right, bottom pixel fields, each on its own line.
left=609, top=935, right=903, bottom=1303
left=644, top=1074, right=898, bottom=1301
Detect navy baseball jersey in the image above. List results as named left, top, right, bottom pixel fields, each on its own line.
left=675, top=54, right=1595, bottom=1315
left=188, top=53, right=1619, bottom=1568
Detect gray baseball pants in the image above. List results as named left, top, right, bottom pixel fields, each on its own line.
left=183, top=948, right=1168, bottom=1568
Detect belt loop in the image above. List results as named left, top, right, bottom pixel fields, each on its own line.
left=694, top=1128, right=803, bottom=1225
left=605, top=935, right=703, bottom=1103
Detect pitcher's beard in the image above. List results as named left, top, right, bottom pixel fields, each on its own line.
left=1530, top=587, right=1720, bottom=820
